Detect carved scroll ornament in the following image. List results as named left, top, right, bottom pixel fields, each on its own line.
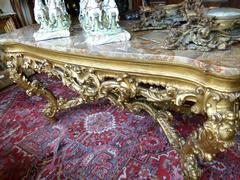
left=4, top=53, right=240, bottom=179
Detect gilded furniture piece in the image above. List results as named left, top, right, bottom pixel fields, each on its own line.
left=0, top=26, right=239, bottom=179
left=0, top=52, right=12, bottom=90
left=132, top=0, right=240, bottom=9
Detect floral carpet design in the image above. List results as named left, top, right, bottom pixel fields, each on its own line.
left=0, top=74, right=239, bottom=179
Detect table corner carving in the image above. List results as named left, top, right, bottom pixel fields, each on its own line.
left=3, top=51, right=240, bottom=179
left=176, top=87, right=240, bottom=178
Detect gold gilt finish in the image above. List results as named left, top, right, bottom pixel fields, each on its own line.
left=2, top=46, right=240, bottom=179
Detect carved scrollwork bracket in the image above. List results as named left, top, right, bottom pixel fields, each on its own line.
left=175, top=87, right=240, bottom=178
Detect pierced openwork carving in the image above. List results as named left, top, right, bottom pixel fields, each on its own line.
left=175, top=86, right=240, bottom=178
left=6, top=54, right=58, bottom=121
left=4, top=53, right=240, bottom=179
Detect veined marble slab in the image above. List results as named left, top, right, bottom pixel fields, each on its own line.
left=0, top=23, right=240, bottom=76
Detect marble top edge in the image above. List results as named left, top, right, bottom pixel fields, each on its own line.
left=0, top=25, right=240, bottom=76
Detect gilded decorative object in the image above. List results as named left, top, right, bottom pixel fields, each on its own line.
left=132, top=0, right=204, bottom=31
left=164, top=6, right=240, bottom=51
left=132, top=3, right=185, bottom=31
left=79, top=0, right=131, bottom=45
left=2, top=51, right=239, bottom=179
left=0, top=13, right=17, bottom=33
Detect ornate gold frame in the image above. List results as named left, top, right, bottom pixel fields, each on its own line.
left=2, top=43, right=240, bottom=179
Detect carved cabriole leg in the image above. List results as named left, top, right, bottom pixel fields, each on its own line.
left=5, top=54, right=58, bottom=122
left=99, top=74, right=185, bottom=156
left=177, top=88, right=240, bottom=179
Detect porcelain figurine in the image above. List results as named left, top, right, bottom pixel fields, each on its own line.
left=33, top=0, right=71, bottom=41
left=34, top=0, right=49, bottom=31
left=79, top=0, right=130, bottom=45
left=103, top=0, right=119, bottom=29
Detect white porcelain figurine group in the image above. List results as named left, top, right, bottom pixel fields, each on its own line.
left=80, top=0, right=119, bottom=31
left=34, top=0, right=131, bottom=45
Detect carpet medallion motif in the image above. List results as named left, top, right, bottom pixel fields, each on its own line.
left=0, top=74, right=239, bottom=179
left=84, top=112, right=116, bottom=134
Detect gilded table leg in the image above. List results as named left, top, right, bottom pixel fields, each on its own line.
left=6, top=54, right=58, bottom=122
left=5, top=54, right=105, bottom=121
left=178, top=90, right=240, bottom=179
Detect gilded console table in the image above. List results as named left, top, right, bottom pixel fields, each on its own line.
left=0, top=26, right=240, bottom=179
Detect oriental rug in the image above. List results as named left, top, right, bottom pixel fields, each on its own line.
left=0, top=74, right=239, bottom=179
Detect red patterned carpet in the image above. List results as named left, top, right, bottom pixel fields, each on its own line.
left=0, top=74, right=240, bottom=179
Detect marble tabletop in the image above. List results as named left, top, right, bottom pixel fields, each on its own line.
left=0, top=23, right=240, bottom=77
